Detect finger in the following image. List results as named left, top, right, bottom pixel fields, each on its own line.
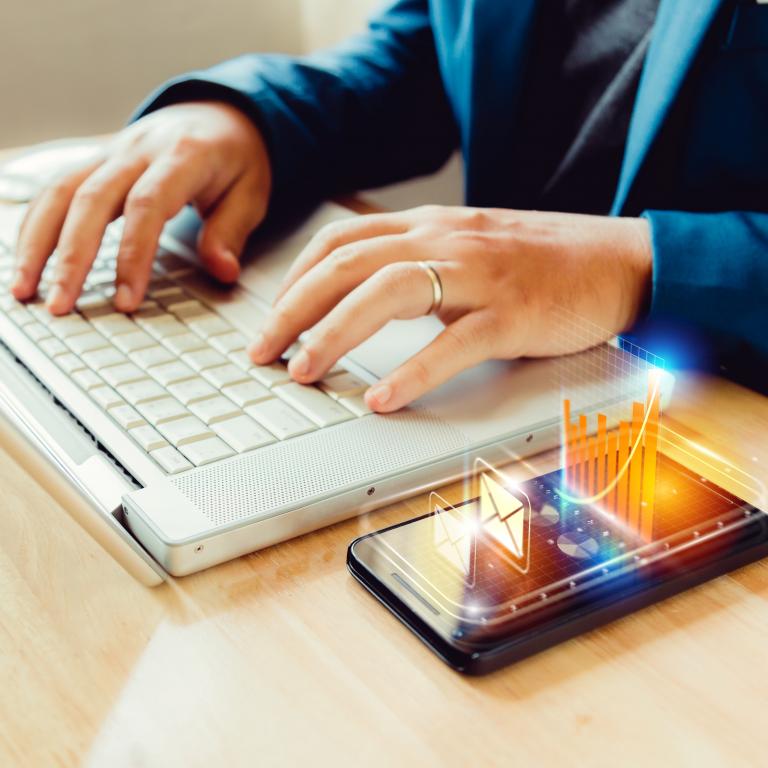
left=114, top=155, right=216, bottom=312
left=365, top=312, right=498, bottom=413
left=12, top=161, right=102, bottom=300
left=250, top=233, right=420, bottom=364
left=273, top=212, right=410, bottom=304
left=45, top=157, right=148, bottom=314
left=287, top=261, right=471, bottom=383
left=196, top=172, right=269, bottom=284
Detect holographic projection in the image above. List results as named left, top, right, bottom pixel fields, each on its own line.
left=562, top=370, right=662, bottom=541
left=365, top=316, right=766, bottom=635
left=433, top=459, right=531, bottom=586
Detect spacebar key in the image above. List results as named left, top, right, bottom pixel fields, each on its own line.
left=274, top=382, right=354, bottom=427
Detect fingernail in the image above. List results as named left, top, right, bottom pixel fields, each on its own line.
left=368, top=382, right=392, bottom=407
left=115, top=284, right=133, bottom=311
left=289, top=347, right=310, bottom=377
left=248, top=332, right=265, bottom=360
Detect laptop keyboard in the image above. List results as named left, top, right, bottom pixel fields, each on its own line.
left=0, top=222, right=372, bottom=475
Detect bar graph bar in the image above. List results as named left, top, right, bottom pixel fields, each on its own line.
left=561, top=372, right=662, bottom=539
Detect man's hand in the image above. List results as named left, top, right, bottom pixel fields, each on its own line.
left=249, top=206, right=653, bottom=412
left=12, top=101, right=272, bottom=314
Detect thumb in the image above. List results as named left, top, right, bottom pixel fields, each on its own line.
left=196, top=176, right=267, bottom=283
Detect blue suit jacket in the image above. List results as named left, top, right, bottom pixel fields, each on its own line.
left=138, top=0, right=768, bottom=386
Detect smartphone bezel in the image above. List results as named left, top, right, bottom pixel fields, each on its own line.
left=348, top=505, right=768, bottom=675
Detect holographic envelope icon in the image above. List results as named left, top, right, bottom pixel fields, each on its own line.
left=475, top=458, right=532, bottom=575
left=431, top=491, right=478, bottom=585
left=431, top=460, right=532, bottom=583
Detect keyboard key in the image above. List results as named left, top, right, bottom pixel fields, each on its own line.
left=129, top=424, right=167, bottom=452
left=228, top=350, right=254, bottom=371
left=319, top=372, right=369, bottom=399
left=55, top=352, right=87, bottom=375
left=157, top=415, right=213, bottom=446
left=186, top=313, right=232, bottom=338
left=117, top=379, right=167, bottom=405
left=245, top=399, right=315, bottom=440
left=150, top=445, right=193, bottom=474
left=47, top=314, right=90, bottom=338
left=179, top=436, right=234, bottom=466
left=130, top=345, right=176, bottom=369
left=82, top=347, right=128, bottom=370
left=73, top=369, right=104, bottom=392
left=178, top=436, right=234, bottom=466
left=141, top=316, right=188, bottom=339
left=202, top=363, right=250, bottom=389
left=148, top=282, right=183, bottom=299
left=221, top=379, right=271, bottom=408
left=90, top=313, right=135, bottom=337
left=24, top=322, right=52, bottom=342
left=213, top=415, right=275, bottom=453
left=147, top=360, right=196, bottom=386
left=188, top=395, right=241, bottom=425
left=110, top=404, right=146, bottom=430
left=167, top=378, right=218, bottom=405
left=339, top=394, right=372, bottom=417
left=90, top=385, right=125, bottom=410
left=166, top=299, right=205, bottom=318
left=113, top=330, right=156, bottom=353
left=181, top=348, right=228, bottom=372
left=6, top=306, right=35, bottom=327
left=77, top=294, right=113, bottom=315
left=39, top=337, right=69, bottom=358
left=102, top=362, right=147, bottom=387
left=274, top=382, right=354, bottom=427
left=66, top=331, right=109, bottom=355
left=136, top=396, right=188, bottom=425
left=210, top=331, right=247, bottom=354
left=248, top=362, right=292, bottom=388
left=162, top=332, right=206, bottom=355
left=156, top=288, right=190, bottom=308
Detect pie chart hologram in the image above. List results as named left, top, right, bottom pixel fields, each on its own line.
left=557, top=531, right=600, bottom=560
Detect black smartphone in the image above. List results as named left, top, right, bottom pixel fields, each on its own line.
left=348, top=454, right=768, bottom=675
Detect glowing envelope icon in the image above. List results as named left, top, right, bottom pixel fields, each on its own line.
left=431, top=460, right=532, bottom=583
left=475, top=458, right=532, bottom=575
left=431, top=491, right=478, bottom=585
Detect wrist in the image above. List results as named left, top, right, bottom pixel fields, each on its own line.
left=621, top=217, right=653, bottom=330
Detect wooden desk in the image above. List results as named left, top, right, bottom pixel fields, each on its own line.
left=1, top=145, right=767, bottom=768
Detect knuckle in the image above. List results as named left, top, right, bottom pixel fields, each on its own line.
left=270, top=304, right=297, bottom=330
left=71, top=183, right=103, bottom=208
left=374, top=262, right=409, bottom=297
left=310, top=323, right=341, bottom=350
left=117, top=242, right=146, bottom=268
left=315, top=220, right=348, bottom=250
left=124, top=188, right=158, bottom=213
left=328, top=243, right=362, bottom=272
left=171, top=135, right=207, bottom=157
left=413, top=204, right=444, bottom=219
left=460, top=208, right=493, bottom=230
left=409, top=357, right=432, bottom=387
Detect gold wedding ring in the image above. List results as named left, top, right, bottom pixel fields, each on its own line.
left=418, top=262, right=444, bottom=315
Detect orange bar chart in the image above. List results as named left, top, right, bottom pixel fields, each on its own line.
left=561, top=372, right=662, bottom=539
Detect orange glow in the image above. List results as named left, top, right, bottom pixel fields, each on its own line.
left=562, top=372, right=662, bottom=540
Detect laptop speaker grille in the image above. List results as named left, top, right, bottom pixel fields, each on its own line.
left=170, top=410, right=469, bottom=526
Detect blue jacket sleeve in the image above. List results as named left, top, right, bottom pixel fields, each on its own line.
left=133, top=0, right=458, bottom=222
left=636, top=209, right=768, bottom=389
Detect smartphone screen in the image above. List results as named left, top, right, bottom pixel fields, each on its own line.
left=350, top=453, right=767, bottom=659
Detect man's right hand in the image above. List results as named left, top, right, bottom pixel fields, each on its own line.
left=11, top=101, right=272, bottom=315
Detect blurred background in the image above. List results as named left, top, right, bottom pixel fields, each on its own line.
left=1, top=0, right=461, bottom=206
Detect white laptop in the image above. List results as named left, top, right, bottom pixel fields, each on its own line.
left=0, top=196, right=647, bottom=584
